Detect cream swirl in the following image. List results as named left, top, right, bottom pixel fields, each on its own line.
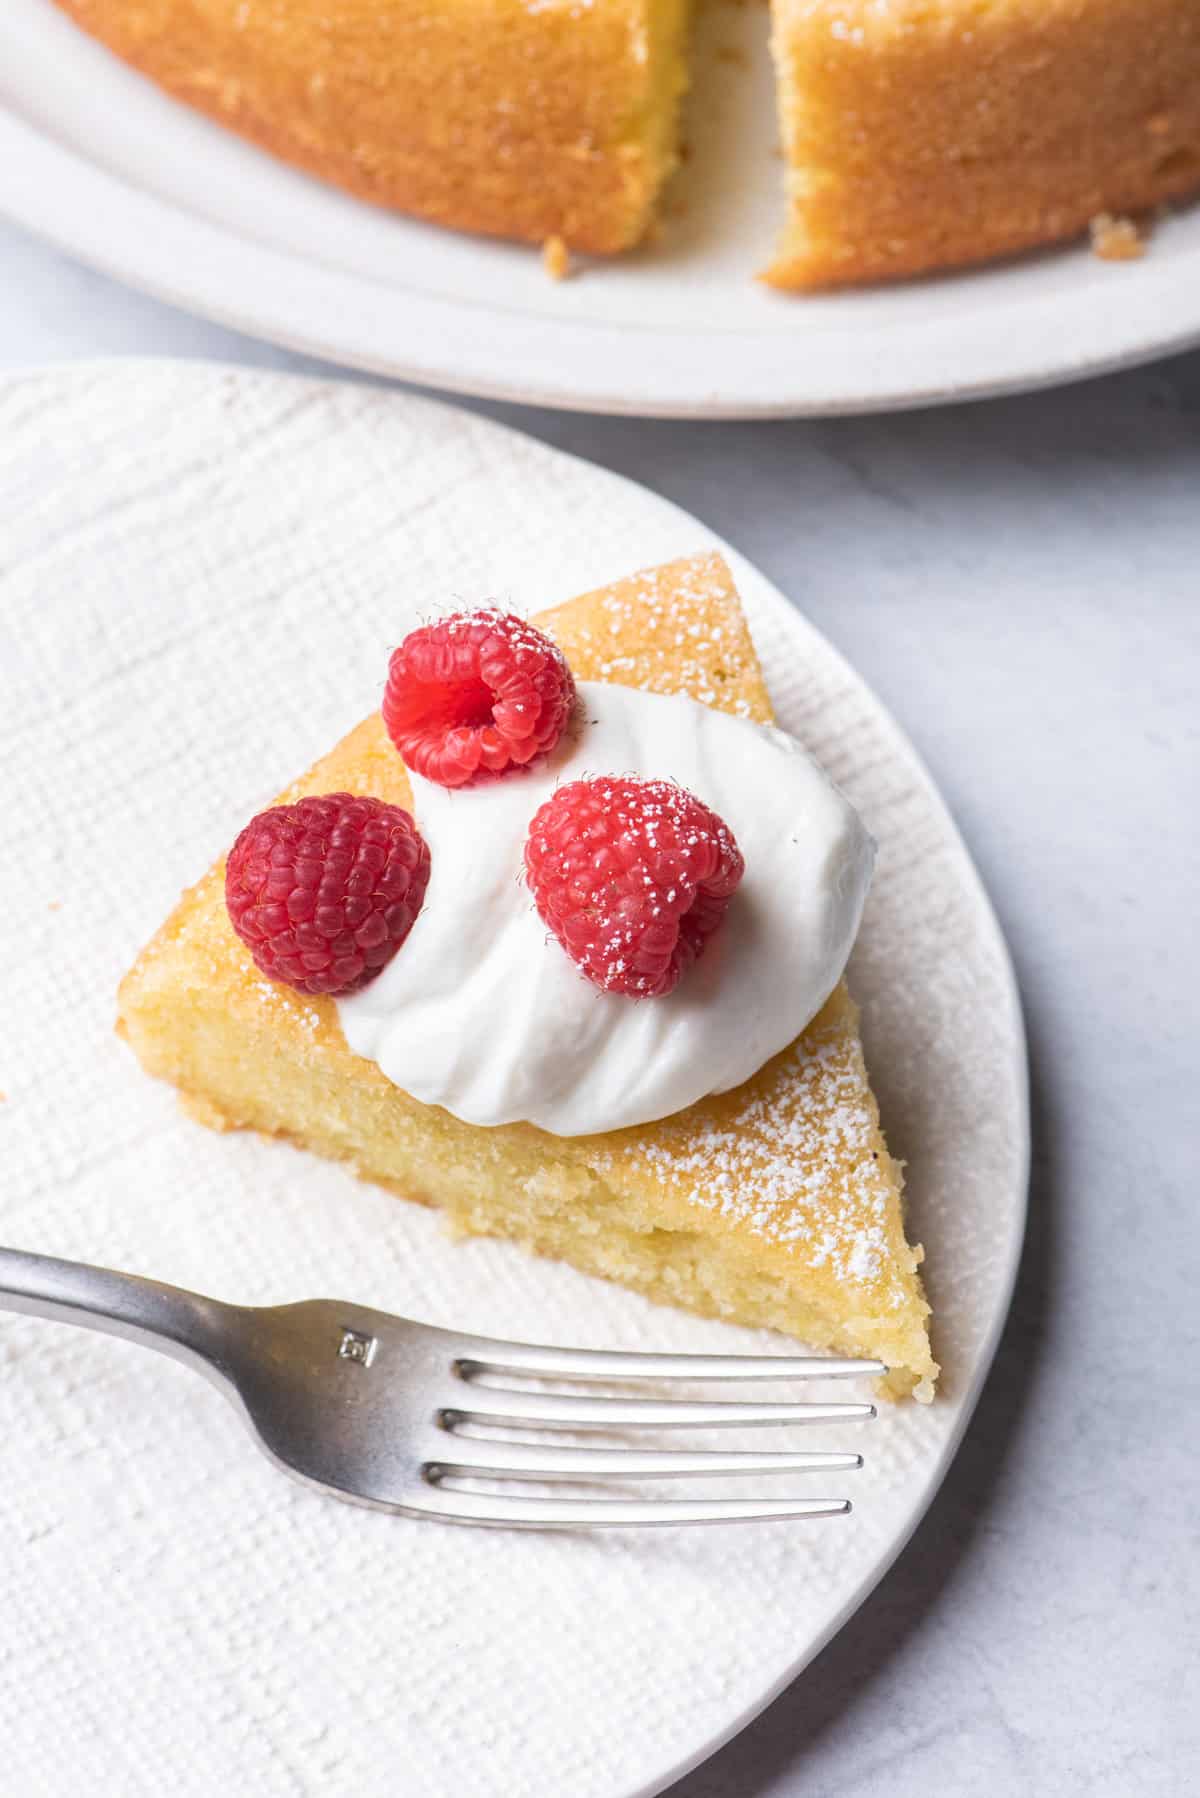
left=336, top=682, right=873, bottom=1135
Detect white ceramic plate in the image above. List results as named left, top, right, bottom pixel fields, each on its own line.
left=0, top=364, right=1027, bottom=1798
left=2, top=1, right=1198, bottom=417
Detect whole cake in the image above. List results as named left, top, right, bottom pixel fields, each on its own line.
left=55, top=0, right=1200, bottom=283
left=117, top=553, right=938, bottom=1398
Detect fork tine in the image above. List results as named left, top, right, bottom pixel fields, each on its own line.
left=427, top=1439, right=863, bottom=1480
left=407, top=1489, right=853, bottom=1528
left=442, top=1390, right=875, bottom=1430
left=458, top=1344, right=886, bottom=1382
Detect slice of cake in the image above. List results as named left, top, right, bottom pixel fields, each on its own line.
left=766, top=0, right=1200, bottom=288
left=53, top=0, right=694, bottom=254
left=117, top=553, right=936, bottom=1398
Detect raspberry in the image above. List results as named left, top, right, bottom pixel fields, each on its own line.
left=382, top=609, right=576, bottom=788
left=524, top=776, right=744, bottom=999
left=225, top=793, right=430, bottom=996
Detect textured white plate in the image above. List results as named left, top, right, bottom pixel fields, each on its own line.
left=2, top=1, right=1199, bottom=417
left=0, top=364, right=1027, bottom=1798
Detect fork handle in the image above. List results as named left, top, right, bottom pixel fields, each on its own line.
left=0, top=1246, right=240, bottom=1386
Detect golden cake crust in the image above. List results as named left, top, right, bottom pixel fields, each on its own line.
left=118, top=553, right=936, bottom=1397
left=54, top=0, right=691, bottom=253
left=767, top=0, right=1200, bottom=288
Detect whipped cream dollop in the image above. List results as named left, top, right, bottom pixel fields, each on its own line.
left=336, top=682, right=874, bottom=1136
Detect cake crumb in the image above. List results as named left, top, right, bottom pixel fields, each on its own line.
left=1089, top=212, right=1146, bottom=261
left=48, top=900, right=62, bottom=912
left=542, top=235, right=572, bottom=281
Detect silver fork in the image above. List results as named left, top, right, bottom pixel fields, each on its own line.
left=0, top=1246, right=881, bottom=1529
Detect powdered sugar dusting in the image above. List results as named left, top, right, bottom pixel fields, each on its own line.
left=601, top=1006, right=900, bottom=1296
left=250, top=976, right=323, bottom=1035
left=554, top=553, right=760, bottom=721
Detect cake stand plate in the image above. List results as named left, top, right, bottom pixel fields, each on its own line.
left=1, top=0, right=1198, bottom=417
left=0, top=364, right=1027, bottom=1797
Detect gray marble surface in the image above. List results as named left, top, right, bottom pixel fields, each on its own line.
left=2, top=215, right=1196, bottom=1797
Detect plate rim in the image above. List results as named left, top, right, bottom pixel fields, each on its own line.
left=0, top=359, right=1032, bottom=1796
left=626, top=530, right=1031, bottom=1798
left=0, top=96, right=1198, bottom=419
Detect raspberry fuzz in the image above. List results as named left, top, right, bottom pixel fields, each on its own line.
left=524, top=776, right=744, bottom=999
left=383, top=609, right=576, bottom=788
left=225, top=793, right=430, bottom=996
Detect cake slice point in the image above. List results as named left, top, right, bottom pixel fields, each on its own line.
left=118, top=552, right=936, bottom=1399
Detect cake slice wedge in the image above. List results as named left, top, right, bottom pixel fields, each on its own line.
left=117, top=552, right=936, bottom=1398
